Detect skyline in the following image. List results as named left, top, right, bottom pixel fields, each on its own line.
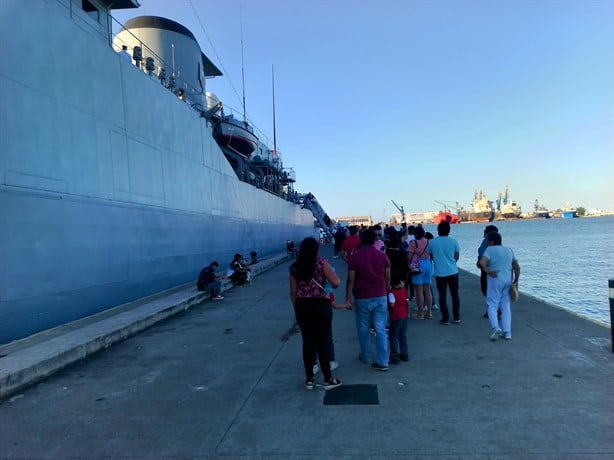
left=113, top=0, right=613, bottom=221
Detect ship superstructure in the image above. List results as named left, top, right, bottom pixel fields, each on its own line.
left=460, top=190, right=494, bottom=223
left=494, top=185, right=522, bottom=220
left=0, top=0, right=319, bottom=343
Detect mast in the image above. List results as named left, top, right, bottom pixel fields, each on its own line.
left=272, top=64, right=277, bottom=156
left=240, top=8, right=246, bottom=120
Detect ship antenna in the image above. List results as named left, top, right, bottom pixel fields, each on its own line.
left=272, top=64, right=277, bottom=156
left=171, top=43, right=175, bottom=77
left=240, top=7, right=246, bottom=121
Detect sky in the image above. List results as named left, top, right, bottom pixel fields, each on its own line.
left=113, top=0, right=613, bottom=221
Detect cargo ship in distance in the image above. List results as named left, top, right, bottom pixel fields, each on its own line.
left=459, top=190, right=494, bottom=223
left=0, top=0, right=325, bottom=344
left=492, top=185, right=522, bottom=220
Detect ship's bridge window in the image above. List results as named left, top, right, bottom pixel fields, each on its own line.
left=81, top=0, right=101, bottom=23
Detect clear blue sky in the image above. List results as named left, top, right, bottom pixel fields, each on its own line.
left=114, top=0, right=613, bottom=221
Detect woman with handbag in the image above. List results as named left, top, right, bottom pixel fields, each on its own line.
left=478, top=231, right=520, bottom=341
left=407, top=226, right=433, bottom=319
left=289, top=237, right=343, bottom=391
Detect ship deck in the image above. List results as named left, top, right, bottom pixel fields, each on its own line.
left=1, top=246, right=612, bottom=458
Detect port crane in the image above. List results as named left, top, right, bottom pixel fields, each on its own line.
left=435, top=200, right=463, bottom=213
left=391, top=200, right=406, bottom=224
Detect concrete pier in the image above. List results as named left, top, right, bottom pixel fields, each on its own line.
left=1, top=245, right=612, bottom=459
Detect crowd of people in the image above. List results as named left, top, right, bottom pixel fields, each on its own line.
left=195, top=222, right=520, bottom=392
left=290, top=222, right=520, bottom=391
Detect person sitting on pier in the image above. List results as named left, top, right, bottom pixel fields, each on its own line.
left=197, top=261, right=224, bottom=300
left=228, top=253, right=251, bottom=286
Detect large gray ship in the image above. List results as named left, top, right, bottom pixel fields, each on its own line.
left=0, top=0, right=324, bottom=344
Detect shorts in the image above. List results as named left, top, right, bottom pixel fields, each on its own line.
left=411, top=259, right=432, bottom=285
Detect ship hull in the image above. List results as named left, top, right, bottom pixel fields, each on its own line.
left=0, top=0, right=314, bottom=343
left=433, top=211, right=459, bottom=224
left=460, top=212, right=493, bottom=223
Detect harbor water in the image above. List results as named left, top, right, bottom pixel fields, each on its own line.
left=419, top=215, right=614, bottom=326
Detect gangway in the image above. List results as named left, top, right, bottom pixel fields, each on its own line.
left=300, top=193, right=333, bottom=232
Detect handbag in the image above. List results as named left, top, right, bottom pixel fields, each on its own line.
left=510, top=283, right=519, bottom=303
left=409, top=259, right=422, bottom=274
left=311, top=278, right=333, bottom=295
left=409, top=240, right=427, bottom=274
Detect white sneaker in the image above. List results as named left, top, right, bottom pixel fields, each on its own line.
left=503, top=332, right=512, bottom=340
left=313, top=364, right=320, bottom=375
left=329, top=361, right=339, bottom=371
left=432, top=304, right=439, bottom=310
left=490, top=328, right=503, bottom=341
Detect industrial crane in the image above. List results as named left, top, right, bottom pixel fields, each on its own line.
left=391, top=200, right=406, bottom=224
left=435, top=200, right=463, bottom=213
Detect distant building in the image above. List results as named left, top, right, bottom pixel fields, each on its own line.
left=335, top=215, right=373, bottom=227
left=390, top=211, right=438, bottom=225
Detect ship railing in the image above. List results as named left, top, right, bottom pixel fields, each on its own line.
left=57, top=1, right=284, bottom=168
left=109, top=16, right=281, bottom=162
left=111, top=19, right=207, bottom=99
left=108, top=11, right=300, bottom=203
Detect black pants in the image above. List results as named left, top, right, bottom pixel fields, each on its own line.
left=295, top=298, right=333, bottom=381
left=405, top=274, right=415, bottom=299
left=230, top=271, right=247, bottom=286
left=480, top=270, right=488, bottom=297
left=436, top=273, right=460, bottom=322
left=312, top=319, right=335, bottom=364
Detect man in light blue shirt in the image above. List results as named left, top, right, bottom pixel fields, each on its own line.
left=428, top=221, right=461, bottom=325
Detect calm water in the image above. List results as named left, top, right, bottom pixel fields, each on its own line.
left=418, top=216, right=614, bottom=326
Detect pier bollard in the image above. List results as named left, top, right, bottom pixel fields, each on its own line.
left=610, top=279, right=614, bottom=353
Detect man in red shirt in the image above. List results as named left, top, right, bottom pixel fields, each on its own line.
left=340, top=225, right=361, bottom=263
left=345, top=228, right=391, bottom=370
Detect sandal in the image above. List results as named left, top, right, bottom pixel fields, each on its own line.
left=305, top=380, right=315, bottom=391
left=322, top=377, right=342, bottom=391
